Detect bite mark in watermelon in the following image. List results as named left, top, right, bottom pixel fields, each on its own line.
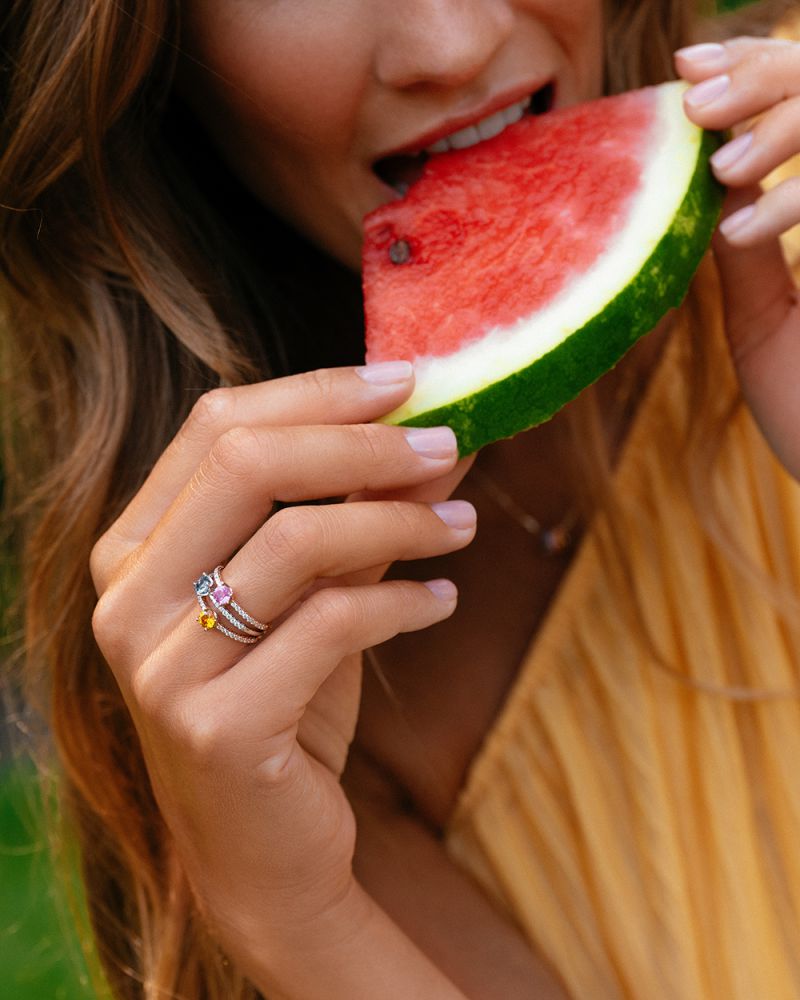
left=362, top=82, right=724, bottom=455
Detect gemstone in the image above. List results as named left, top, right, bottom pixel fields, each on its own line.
left=197, top=611, right=216, bottom=630
left=194, top=573, right=213, bottom=597
left=212, top=584, right=233, bottom=606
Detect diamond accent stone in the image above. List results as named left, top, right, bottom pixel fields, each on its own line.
left=212, top=584, right=233, bottom=606
left=194, top=573, right=214, bottom=597
left=197, top=611, right=216, bottom=630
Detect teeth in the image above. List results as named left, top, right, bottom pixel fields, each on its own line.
left=476, top=109, right=508, bottom=142
left=502, top=100, right=526, bottom=127
left=424, top=96, right=532, bottom=155
left=449, top=124, right=480, bottom=150
left=427, top=137, right=450, bottom=154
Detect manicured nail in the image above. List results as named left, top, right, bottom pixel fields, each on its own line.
left=685, top=74, right=730, bottom=108
left=719, top=204, right=756, bottom=239
left=431, top=500, right=477, bottom=530
left=404, top=426, right=457, bottom=459
left=675, top=43, right=727, bottom=64
left=356, top=360, right=413, bottom=385
left=424, top=578, right=458, bottom=602
left=711, top=131, right=753, bottom=171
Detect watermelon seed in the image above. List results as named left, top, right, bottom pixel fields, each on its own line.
left=389, top=240, right=412, bottom=265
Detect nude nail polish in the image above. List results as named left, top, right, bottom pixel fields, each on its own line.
left=675, top=43, right=727, bottom=64
left=356, top=360, right=413, bottom=385
left=719, top=204, right=756, bottom=239
left=711, top=132, right=753, bottom=171
left=685, top=74, right=730, bottom=108
left=405, top=426, right=458, bottom=459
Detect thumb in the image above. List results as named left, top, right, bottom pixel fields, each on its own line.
left=712, top=184, right=800, bottom=478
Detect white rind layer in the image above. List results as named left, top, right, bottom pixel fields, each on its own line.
left=384, top=82, right=698, bottom=424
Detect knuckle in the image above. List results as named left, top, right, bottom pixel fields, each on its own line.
left=780, top=175, right=800, bottom=202
left=349, top=422, right=389, bottom=465
left=263, top=507, right=323, bottom=568
left=89, top=533, right=114, bottom=592
left=91, top=590, right=117, bottom=647
left=91, top=586, right=132, bottom=664
left=187, top=387, right=236, bottom=440
left=302, top=367, right=338, bottom=402
left=176, top=705, right=228, bottom=763
left=129, top=659, right=201, bottom=742
left=384, top=500, right=424, bottom=536
left=302, top=588, right=359, bottom=645
left=740, top=46, right=779, bottom=81
left=129, top=658, right=163, bottom=718
left=210, top=425, right=265, bottom=482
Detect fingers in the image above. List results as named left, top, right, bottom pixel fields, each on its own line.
left=709, top=96, right=800, bottom=191
left=717, top=176, right=800, bottom=246
left=96, top=363, right=416, bottom=582
left=710, top=184, right=800, bottom=478
left=131, top=422, right=459, bottom=603
left=348, top=454, right=477, bottom=504
left=123, top=576, right=458, bottom=737
left=207, top=579, right=459, bottom=735
left=712, top=184, right=794, bottom=332
left=95, top=490, right=474, bottom=683
left=222, top=497, right=476, bottom=625
left=677, top=38, right=800, bottom=127
left=676, top=37, right=800, bottom=249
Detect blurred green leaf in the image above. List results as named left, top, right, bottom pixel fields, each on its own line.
left=0, top=762, right=100, bottom=999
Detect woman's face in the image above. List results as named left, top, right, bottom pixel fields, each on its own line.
left=180, top=1, right=605, bottom=270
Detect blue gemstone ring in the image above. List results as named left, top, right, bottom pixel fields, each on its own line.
left=193, top=567, right=270, bottom=643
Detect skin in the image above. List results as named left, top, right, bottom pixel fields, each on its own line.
left=178, top=0, right=604, bottom=267
left=91, top=4, right=800, bottom=997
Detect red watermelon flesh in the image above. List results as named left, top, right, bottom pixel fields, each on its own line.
left=364, top=90, right=655, bottom=361
left=362, top=82, right=723, bottom=455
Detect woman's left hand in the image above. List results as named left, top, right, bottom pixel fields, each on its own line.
left=676, top=35, right=800, bottom=480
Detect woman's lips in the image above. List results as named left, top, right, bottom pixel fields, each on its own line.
left=373, top=81, right=555, bottom=196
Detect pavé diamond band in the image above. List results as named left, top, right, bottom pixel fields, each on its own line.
left=194, top=567, right=270, bottom=643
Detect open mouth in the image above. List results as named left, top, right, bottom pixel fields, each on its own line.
left=374, top=81, right=556, bottom=197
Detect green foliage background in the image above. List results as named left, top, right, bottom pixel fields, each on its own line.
left=0, top=763, right=98, bottom=998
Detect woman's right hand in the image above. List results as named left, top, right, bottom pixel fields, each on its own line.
left=89, top=361, right=476, bottom=973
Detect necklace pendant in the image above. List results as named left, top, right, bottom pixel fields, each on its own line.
left=540, top=524, right=573, bottom=556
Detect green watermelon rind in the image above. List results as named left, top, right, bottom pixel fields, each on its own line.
left=384, top=129, right=724, bottom=457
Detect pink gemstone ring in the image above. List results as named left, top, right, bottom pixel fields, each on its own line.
left=193, top=565, right=270, bottom=643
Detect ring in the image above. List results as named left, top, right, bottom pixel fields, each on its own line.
left=193, top=566, right=270, bottom=644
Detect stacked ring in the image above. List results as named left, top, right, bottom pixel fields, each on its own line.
left=193, top=567, right=270, bottom=644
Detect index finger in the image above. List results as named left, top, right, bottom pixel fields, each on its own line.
left=97, top=363, right=415, bottom=573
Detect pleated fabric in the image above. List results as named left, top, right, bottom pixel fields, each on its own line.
left=445, top=312, right=800, bottom=999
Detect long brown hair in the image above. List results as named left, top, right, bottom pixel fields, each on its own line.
left=0, top=1, right=794, bottom=997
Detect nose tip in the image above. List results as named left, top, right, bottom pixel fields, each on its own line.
left=375, top=0, right=515, bottom=91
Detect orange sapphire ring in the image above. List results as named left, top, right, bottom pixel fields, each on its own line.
left=194, top=566, right=270, bottom=644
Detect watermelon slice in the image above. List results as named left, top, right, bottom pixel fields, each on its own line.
left=363, top=81, right=724, bottom=455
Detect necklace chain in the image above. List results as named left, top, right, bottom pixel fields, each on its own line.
left=469, top=466, right=580, bottom=556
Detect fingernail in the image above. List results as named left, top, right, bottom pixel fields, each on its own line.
left=404, top=426, right=457, bottom=459
left=431, top=500, right=477, bottom=530
left=356, top=360, right=413, bottom=385
left=719, top=204, right=756, bottom=239
left=685, top=74, right=730, bottom=108
left=675, top=43, right=727, bottom=63
left=424, top=578, right=458, bottom=602
left=711, top=131, right=753, bottom=171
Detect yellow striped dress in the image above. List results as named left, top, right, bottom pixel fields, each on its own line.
left=445, top=286, right=800, bottom=999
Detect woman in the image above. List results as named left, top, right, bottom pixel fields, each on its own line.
left=2, top=0, right=800, bottom=997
